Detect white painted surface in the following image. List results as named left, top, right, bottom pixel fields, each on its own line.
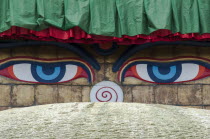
left=175, top=63, right=199, bottom=82
left=60, top=65, right=77, bottom=82
left=13, top=64, right=37, bottom=82
left=90, top=81, right=123, bottom=102
left=136, top=64, right=153, bottom=82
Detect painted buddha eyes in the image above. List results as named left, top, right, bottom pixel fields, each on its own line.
left=2, top=57, right=210, bottom=84
left=118, top=57, right=210, bottom=84
left=0, top=57, right=94, bottom=83
left=126, top=63, right=204, bottom=83
left=9, top=64, right=83, bottom=83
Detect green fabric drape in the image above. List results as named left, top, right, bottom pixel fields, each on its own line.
left=1, top=0, right=210, bottom=37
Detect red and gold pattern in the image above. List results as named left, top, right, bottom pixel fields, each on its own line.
left=118, top=57, right=210, bottom=84
left=0, top=57, right=95, bottom=83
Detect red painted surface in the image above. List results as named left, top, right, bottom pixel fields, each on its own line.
left=118, top=57, right=210, bottom=84
left=0, top=57, right=95, bottom=83
left=1, top=26, right=210, bottom=45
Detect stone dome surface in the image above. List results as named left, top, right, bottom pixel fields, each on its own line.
left=0, top=103, right=210, bottom=139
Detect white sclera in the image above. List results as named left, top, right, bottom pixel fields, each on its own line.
left=135, top=63, right=200, bottom=83
left=13, top=64, right=78, bottom=83
left=13, top=64, right=37, bottom=82
left=136, top=64, right=153, bottom=82
left=175, top=63, right=199, bottom=82
left=59, top=65, right=78, bottom=82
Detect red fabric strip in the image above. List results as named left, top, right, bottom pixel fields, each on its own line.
left=1, top=26, right=210, bottom=45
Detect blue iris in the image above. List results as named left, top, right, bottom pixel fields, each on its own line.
left=152, top=66, right=177, bottom=80
left=36, top=66, right=61, bottom=80
left=31, top=64, right=66, bottom=83
left=148, top=64, right=182, bottom=83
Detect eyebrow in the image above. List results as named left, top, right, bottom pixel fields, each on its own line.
left=0, top=41, right=100, bottom=70
left=112, top=41, right=210, bottom=72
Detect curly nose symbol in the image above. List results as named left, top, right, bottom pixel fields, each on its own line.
left=90, top=81, right=123, bottom=102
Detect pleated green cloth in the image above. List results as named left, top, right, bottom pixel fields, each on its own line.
left=0, top=0, right=210, bottom=37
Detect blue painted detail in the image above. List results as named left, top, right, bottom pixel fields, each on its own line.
left=0, top=60, right=93, bottom=83
left=113, top=41, right=210, bottom=72
left=147, top=64, right=182, bottom=83
left=31, top=64, right=66, bottom=83
left=0, top=41, right=100, bottom=70
left=36, top=66, right=61, bottom=80
left=119, top=60, right=210, bottom=83
left=152, top=66, right=177, bottom=80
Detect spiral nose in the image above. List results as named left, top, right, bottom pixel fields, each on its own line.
left=90, top=81, right=123, bottom=102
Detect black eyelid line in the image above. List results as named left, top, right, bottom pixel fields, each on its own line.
left=0, top=41, right=100, bottom=70
left=0, top=60, right=94, bottom=83
left=120, top=60, right=210, bottom=82
left=113, top=41, right=210, bottom=72
left=0, top=60, right=92, bottom=71
left=122, top=59, right=210, bottom=71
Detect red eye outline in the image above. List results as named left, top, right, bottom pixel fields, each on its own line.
left=0, top=57, right=95, bottom=84
left=118, top=56, right=210, bottom=84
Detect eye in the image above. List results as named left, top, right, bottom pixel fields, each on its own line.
left=0, top=58, right=94, bottom=83
left=119, top=58, right=210, bottom=84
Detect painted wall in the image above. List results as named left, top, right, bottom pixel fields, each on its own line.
left=0, top=44, right=210, bottom=111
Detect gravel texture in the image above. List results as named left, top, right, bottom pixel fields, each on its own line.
left=0, top=103, right=210, bottom=139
